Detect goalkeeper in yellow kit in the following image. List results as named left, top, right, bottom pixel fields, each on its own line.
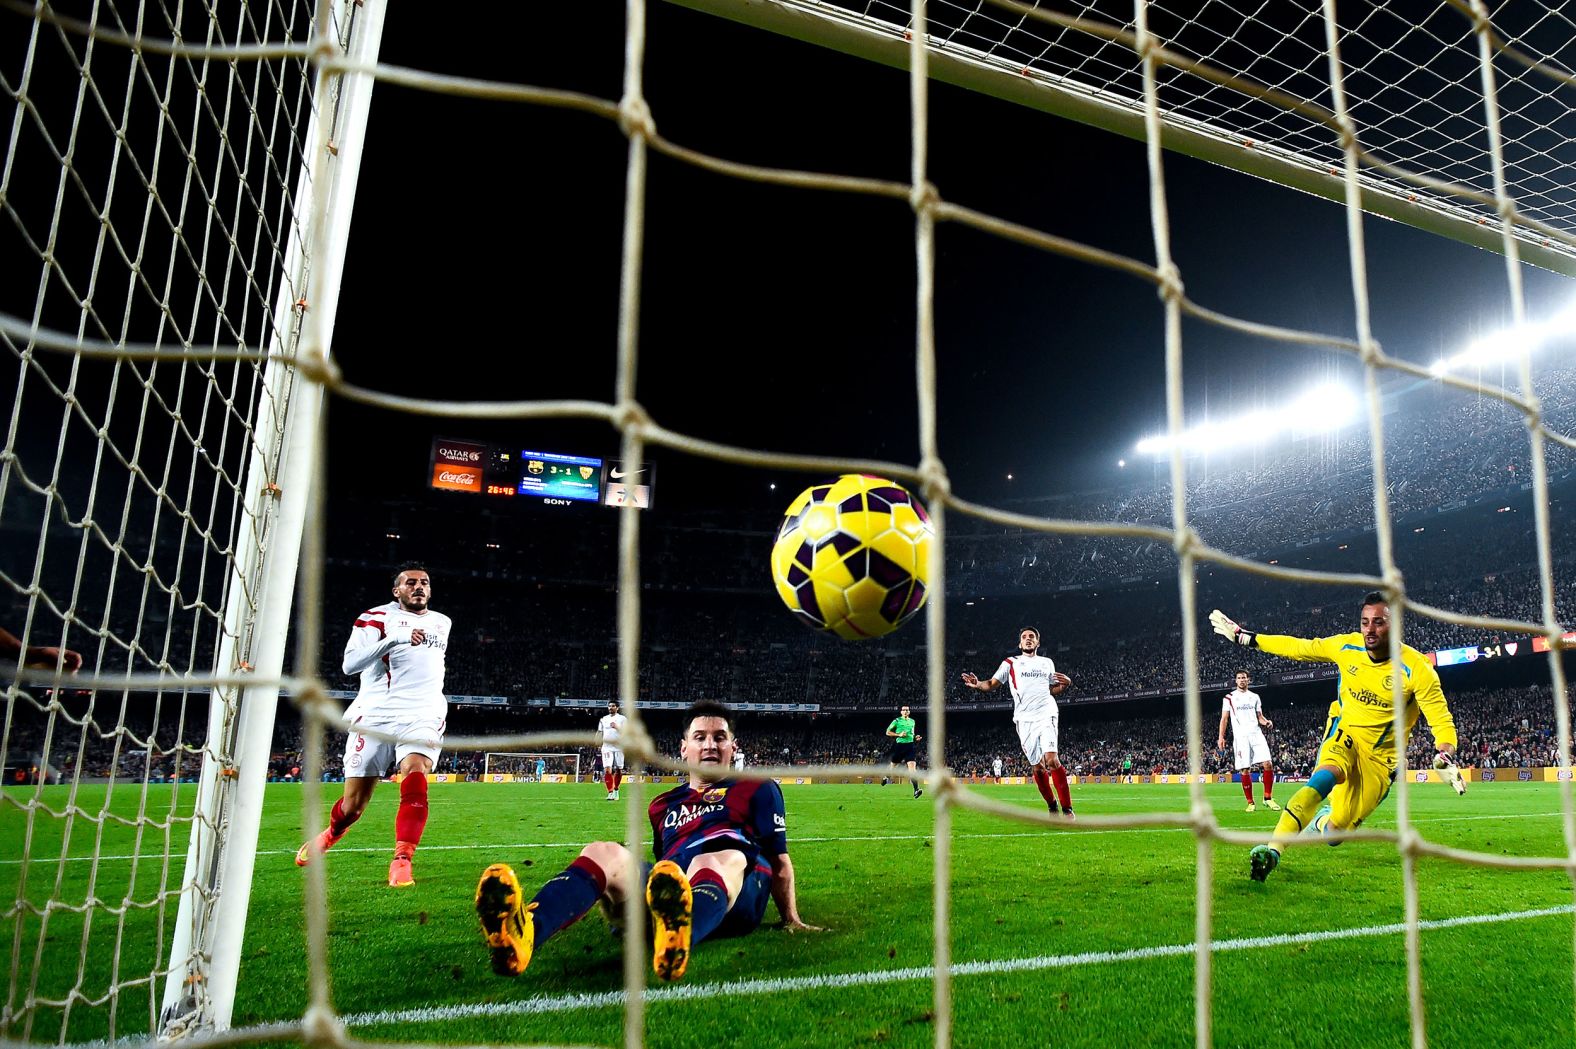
left=1208, top=592, right=1467, bottom=882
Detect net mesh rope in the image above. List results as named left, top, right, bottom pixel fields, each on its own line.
left=2, top=0, right=330, bottom=1042
left=721, top=0, right=1576, bottom=271
left=1, top=1, right=1573, bottom=1048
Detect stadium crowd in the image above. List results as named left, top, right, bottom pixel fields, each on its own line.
left=7, top=683, right=1560, bottom=787
left=8, top=367, right=1576, bottom=787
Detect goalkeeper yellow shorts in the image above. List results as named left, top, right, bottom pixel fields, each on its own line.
left=1316, top=725, right=1396, bottom=830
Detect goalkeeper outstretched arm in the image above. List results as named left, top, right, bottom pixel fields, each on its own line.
left=1208, top=610, right=1338, bottom=663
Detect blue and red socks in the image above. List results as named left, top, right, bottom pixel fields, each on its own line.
left=530, top=856, right=607, bottom=948
left=689, top=868, right=731, bottom=945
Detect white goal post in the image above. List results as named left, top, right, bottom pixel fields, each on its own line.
left=157, top=3, right=388, bottom=1037
left=482, top=752, right=584, bottom=782
left=0, top=0, right=384, bottom=1043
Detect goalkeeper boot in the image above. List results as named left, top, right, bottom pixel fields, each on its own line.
left=1307, top=801, right=1340, bottom=845
left=294, top=827, right=341, bottom=867
left=1248, top=844, right=1279, bottom=882
left=476, top=863, right=535, bottom=976
left=646, top=860, right=694, bottom=982
left=1263, top=798, right=1282, bottom=811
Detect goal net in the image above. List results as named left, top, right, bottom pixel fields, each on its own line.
left=3, top=1, right=1574, bottom=1048
left=481, top=752, right=583, bottom=782
left=2, top=0, right=378, bottom=1043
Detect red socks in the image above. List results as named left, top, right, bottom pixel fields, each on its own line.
left=394, top=771, right=429, bottom=859
left=1262, top=766, right=1275, bottom=800
left=1031, top=766, right=1058, bottom=812
left=328, top=797, right=361, bottom=838
left=1241, top=771, right=1255, bottom=802
left=1050, top=766, right=1072, bottom=812
left=613, top=769, right=624, bottom=791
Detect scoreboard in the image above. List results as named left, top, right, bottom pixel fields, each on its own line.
left=430, top=438, right=611, bottom=506
left=516, top=450, right=603, bottom=502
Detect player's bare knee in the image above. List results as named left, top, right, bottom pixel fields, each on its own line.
left=579, top=841, right=627, bottom=869
left=579, top=841, right=634, bottom=895
left=399, top=754, right=432, bottom=776
left=686, top=850, right=746, bottom=900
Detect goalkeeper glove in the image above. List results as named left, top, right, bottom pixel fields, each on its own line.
left=1208, top=609, right=1256, bottom=648
left=1432, top=751, right=1467, bottom=796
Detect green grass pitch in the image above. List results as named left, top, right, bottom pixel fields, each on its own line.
left=5, top=780, right=1574, bottom=1048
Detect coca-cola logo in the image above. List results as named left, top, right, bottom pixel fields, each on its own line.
left=438, top=470, right=477, bottom=485
left=437, top=446, right=481, bottom=462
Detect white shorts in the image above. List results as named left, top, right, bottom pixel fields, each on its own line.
left=1015, top=713, right=1059, bottom=765
left=1234, top=731, right=1272, bottom=770
left=344, top=714, right=444, bottom=778
left=601, top=745, right=625, bottom=770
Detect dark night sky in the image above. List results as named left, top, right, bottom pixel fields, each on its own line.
left=326, top=2, right=1575, bottom=517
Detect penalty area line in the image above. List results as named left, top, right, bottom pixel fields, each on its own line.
left=338, top=903, right=1574, bottom=1027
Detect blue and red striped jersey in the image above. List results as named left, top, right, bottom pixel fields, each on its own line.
left=647, top=778, right=788, bottom=875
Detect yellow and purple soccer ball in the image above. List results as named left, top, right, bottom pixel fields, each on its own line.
left=769, top=474, right=934, bottom=640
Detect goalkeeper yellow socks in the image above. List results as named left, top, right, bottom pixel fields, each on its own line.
left=1271, top=786, right=1324, bottom=838
left=1270, top=767, right=1337, bottom=841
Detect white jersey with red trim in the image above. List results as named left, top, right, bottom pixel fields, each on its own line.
left=991, top=653, right=1058, bottom=723
left=341, top=601, right=451, bottom=722
left=598, top=713, right=627, bottom=744
left=1222, top=688, right=1265, bottom=740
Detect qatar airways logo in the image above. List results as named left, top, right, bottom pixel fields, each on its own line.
left=437, top=446, right=481, bottom=462
left=663, top=801, right=724, bottom=829
left=437, top=470, right=477, bottom=485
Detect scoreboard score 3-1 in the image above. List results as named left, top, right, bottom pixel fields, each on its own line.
left=430, top=438, right=606, bottom=505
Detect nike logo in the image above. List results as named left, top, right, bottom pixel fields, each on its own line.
left=610, top=467, right=643, bottom=479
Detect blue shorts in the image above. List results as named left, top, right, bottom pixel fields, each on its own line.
left=642, top=864, right=772, bottom=938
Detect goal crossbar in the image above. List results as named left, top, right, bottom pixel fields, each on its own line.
left=670, top=0, right=1576, bottom=278
left=482, top=752, right=584, bottom=781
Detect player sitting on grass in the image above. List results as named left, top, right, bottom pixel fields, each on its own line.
left=1209, top=592, right=1465, bottom=883
left=474, top=701, right=821, bottom=982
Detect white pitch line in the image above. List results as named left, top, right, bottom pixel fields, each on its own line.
left=4, top=811, right=1567, bottom=865
left=54, top=902, right=1576, bottom=1049
left=335, top=903, right=1576, bottom=1028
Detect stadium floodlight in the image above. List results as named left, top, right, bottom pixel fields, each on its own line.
left=1135, top=384, right=1358, bottom=456
left=1430, top=304, right=1576, bottom=376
